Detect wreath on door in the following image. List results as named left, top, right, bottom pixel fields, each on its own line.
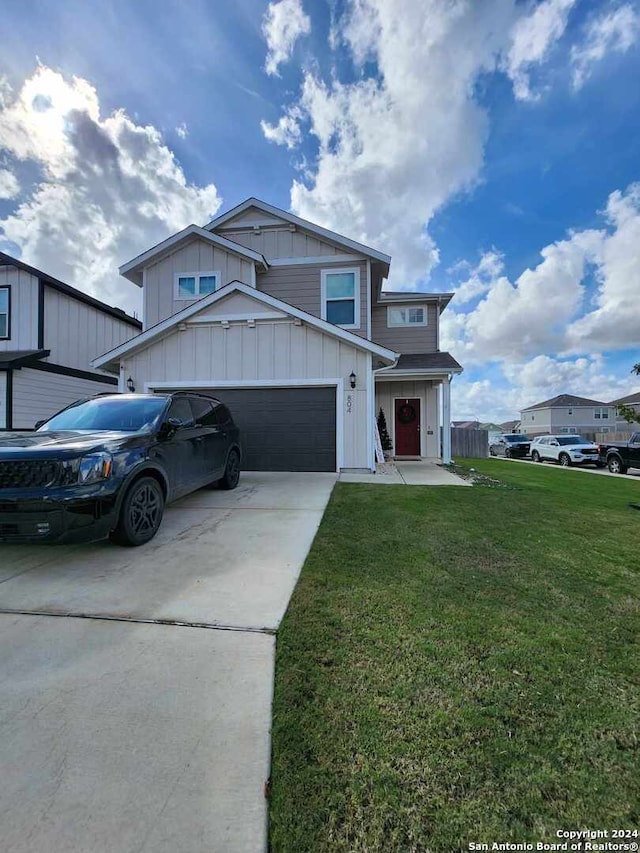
left=397, top=403, right=417, bottom=424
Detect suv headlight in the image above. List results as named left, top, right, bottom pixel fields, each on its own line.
left=60, top=452, right=113, bottom=485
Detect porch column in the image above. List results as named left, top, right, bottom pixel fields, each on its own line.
left=442, top=375, right=452, bottom=464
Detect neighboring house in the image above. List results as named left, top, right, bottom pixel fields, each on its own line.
left=0, top=252, right=141, bottom=430
left=520, top=394, right=615, bottom=437
left=609, top=391, right=640, bottom=434
left=92, top=198, right=463, bottom=472
left=500, top=419, right=521, bottom=433
left=452, top=420, right=480, bottom=429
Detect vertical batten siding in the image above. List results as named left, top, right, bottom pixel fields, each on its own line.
left=0, top=267, right=39, bottom=351
left=220, top=228, right=343, bottom=260
left=375, top=379, right=440, bottom=458
left=143, top=238, right=254, bottom=328
left=11, top=368, right=117, bottom=429
left=257, top=260, right=369, bottom=339
left=0, top=371, right=6, bottom=428
left=371, top=303, right=438, bottom=353
left=123, top=320, right=370, bottom=468
left=43, top=288, right=137, bottom=372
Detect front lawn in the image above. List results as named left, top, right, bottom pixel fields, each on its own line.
left=269, top=459, right=640, bottom=852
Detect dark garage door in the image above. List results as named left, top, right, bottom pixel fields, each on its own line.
left=184, top=386, right=336, bottom=472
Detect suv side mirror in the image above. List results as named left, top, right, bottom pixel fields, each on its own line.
left=159, top=417, right=184, bottom=438
left=34, top=419, right=46, bottom=430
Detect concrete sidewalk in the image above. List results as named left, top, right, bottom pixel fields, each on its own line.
left=339, top=460, right=471, bottom=486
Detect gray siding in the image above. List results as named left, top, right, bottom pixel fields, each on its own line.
left=11, top=368, right=117, bottom=429
left=0, top=371, right=6, bottom=428
left=0, top=266, right=38, bottom=351
left=371, top=303, right=438, bottom=353
left=144, top=238, right=254, bottom=329
left=43, top=287, right=137, bottom=373
left=522, top=405, right=616, bottom=435
left=257, top=261, right=368, bottom=339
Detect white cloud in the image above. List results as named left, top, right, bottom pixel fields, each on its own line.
left=175, top=122, right=189, bottom=139
left=262, top=0, right=311, bottom=77
left=0, top=168, right=19, bottom=199
left=571, top=3, right=640, bottom=88
left=261, top=106, right=303, bottom=149
left=504, top=0, right=577, bottom=100
left=449, top=249, right=505, bottom=305
left=0, top=65, right=221, bottom=315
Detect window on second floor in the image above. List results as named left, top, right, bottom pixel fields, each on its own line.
left=321, top=268, right=360, bottom=329
left=594, top=407, right=609, bottom=419
left=0, top=287, right=9, bottom=339
left=387, top=305, right=427, bottom=327
left=174, top=271, right=220, bottom=301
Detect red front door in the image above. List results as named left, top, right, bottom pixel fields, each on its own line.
left=395, top=398, right=421, bottom=456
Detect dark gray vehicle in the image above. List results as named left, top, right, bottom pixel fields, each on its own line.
left=489, top=434, right=531, bottom=458
left=0, top=392, right=242, bottom=546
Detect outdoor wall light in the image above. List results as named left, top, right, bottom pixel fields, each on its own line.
left=126, top=376, right=135, bottom=393
left=349, top=371, right=356, bottom=389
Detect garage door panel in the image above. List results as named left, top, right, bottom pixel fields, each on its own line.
left=163, top=387, right=337, bottom=472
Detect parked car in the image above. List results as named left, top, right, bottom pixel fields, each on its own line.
left=597, top=431, right=640, bottom=474
left=489, top=434, right=531, bottom=458
left=0, top=392, right=242, bottom=546
left=530, top=435, right=602, bottom=467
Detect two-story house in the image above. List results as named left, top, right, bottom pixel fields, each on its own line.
left=520, top=393, right=615, bottom=437
left=0, top=252, right=141, bottom=430
left=92, top=199, right=462, bottom=472
left=609, top=391, right=640, bottom=435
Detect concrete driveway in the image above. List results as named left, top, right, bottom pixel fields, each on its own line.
left=0, top=472, right=335, bottom=853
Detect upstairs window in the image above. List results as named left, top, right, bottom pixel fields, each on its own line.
left=0, top=287, right=9, bottom=339
left=174, top=271, right=220, bottom=300
left=594, top=407, right=609, bottom=419
left=321, top=268, right=360, bottom=329
left=387, top=305, right=427, bottom=327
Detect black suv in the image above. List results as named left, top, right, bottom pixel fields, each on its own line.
left=0, top=393, right=241, bottom=546
left=489, top=434, right=531, bottom=458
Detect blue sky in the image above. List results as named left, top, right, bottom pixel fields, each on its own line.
left=0, top=0, right=639, bottom=421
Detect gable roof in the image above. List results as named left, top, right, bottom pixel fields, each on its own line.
left=0, top=252, right=141, bottom=328
left=609, top=390, right=640, bottom=406
left=92, top=281, right=398, bottom=370
left=205, top=198, right=391, bottom=274
left=119, top=225, right=269, bottom=286
left=522, top=393, right=609, bottom=412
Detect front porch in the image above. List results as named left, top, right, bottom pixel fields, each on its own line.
left=374, top=352, right=462, bottom=464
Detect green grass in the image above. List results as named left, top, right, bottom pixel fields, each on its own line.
left=269, top=459, right=640, bottom=853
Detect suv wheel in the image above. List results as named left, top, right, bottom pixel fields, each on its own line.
left=559, top=453, right=571, bottom=467
left=504, top=448, right=512, bottom=459
left=608, top=456, right=627, bottom=475
left=531, top=450, right=541, bottom=463
left=219, top=450, right=241, bottom=490
left=110, top=476, right=165, bottom=546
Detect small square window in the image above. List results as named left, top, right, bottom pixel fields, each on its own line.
left=387, top=305, right=427, bottom=327
left=174, top=272, right=220, bottom=300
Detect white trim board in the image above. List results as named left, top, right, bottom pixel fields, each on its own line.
left=92, top=281, right=398, bottom=369
left=205, top=198, right=391, bottom=270
left=268, top=254, right=364, bottom=266
left=145, top=378, right=345, bottom=472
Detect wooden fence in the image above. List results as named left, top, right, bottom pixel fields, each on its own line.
left=451, top=427, right=489, bottom=458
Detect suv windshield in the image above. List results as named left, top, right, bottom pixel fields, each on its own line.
left=39, top=396, right=168, bottom=433
left=556, top=436, right=589, bottom=446
left=504, top=435, right=529, bottom=442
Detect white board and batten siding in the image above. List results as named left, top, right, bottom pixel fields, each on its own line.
left=0, top=266, right=39, bottom=351
left=376, top=380, right=440, bottom=458
left=43, top=287, right=137, bottom=372
left=122, top=318, right=371, bottom=469
left=143, top=238, right=254, bottom=330
left=11, top=369, right=117, bottom=430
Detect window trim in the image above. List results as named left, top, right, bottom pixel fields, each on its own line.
left=0, top=285, right=11, bottom=340
left=386, top=304, right=428, bottom=328
left=321, top=267, right=360, bottom=330
left=173, top=271, right=221, bottom=301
